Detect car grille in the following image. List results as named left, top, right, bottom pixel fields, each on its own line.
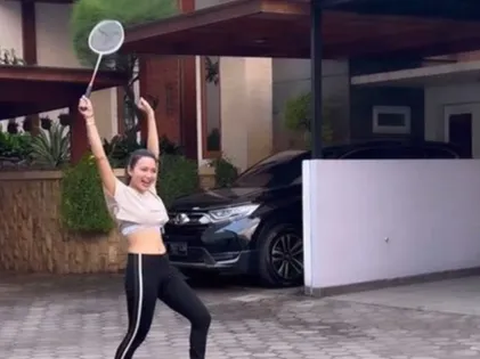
left=166, top=211, right=209, bottom=236
left=168, top=211, right=206, bottom=223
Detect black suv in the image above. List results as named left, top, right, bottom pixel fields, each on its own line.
left=164, top=140, right=467, bottom=288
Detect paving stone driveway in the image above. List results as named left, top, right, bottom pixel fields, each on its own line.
left=1, top=273, right=480, bottom=359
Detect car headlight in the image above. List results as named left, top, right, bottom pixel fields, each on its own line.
left=206, top=204, right=259, bottom=223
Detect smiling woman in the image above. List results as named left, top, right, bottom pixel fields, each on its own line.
left=123, top=148, right=158, bottom=188
left=77, top=95, right=212, bottom=359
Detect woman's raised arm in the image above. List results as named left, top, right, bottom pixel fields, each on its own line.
left=78, top=96, right=117, bottom=196
left=138, top=97, right=159, bottom=159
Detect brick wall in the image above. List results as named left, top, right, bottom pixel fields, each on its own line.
left=139, top=55, right=182, bottom=144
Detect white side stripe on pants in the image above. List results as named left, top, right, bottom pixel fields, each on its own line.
left=119, top=254, right=144, bottom=359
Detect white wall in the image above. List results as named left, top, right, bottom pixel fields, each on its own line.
left=303, top=159, right=480, bottom=293
left=0, top=2, right=23, bottom=58
left=0, top=2, right=23, bottom=132
left=35, top=3, right=81, bottom=68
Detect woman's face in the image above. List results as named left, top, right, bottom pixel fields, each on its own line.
left=128, top=156, right=158, bottom=192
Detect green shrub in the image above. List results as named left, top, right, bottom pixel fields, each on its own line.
left=212, top=157, right=238, bottom=188
left=103, top=130, right=142, bottom=168
left=0, top=131, right=33, bottom=161
left=31, top=123, right=70, bottom=168
left=60, top=154, right=115, bottom=234
left=103, top=133, right=184, bottom=168
left=157, top=154, right=198, bottom=207
left=206, top=128, right=220, bottom=151
left=284, top=92, right=335, bottom=146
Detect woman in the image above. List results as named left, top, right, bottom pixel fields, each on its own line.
left=78, top=95, right=211, bottom=359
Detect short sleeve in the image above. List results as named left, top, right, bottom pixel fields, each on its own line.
left=104, top=177, right=129, bottom=203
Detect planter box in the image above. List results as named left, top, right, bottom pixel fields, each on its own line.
left=0, top=169, right=127, bottom=274
left=198, top=164, right=216, bottom=189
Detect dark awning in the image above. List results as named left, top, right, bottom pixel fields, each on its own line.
left=321, top=0, right=480, bottom=22
left=122, top=0, right=480, bottom=59
left=0, top=65, right=127, bottom=120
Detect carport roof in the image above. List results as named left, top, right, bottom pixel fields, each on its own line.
left=351, top=59, right=480, bottom=88
left=0, top=66, right=127, bottom=120
left=122, top=0, right=480, bottom=59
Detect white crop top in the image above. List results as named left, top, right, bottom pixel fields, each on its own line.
left=104, top=178, right=169, bottom=236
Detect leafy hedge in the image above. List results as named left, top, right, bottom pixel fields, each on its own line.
left=157, top=154, right=198, bottom=207
left=211, top=157, right=238, bottom=188
left=60, top=154, right=115, bottom=234
left=0, top=132, right=32, bottom=161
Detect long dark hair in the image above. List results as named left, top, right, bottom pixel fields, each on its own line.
left=125, top=149, right=157, bottom=184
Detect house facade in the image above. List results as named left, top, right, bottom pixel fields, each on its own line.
left=0, top=0, right=119, bottom=140
left=192, top=1, right=480, bottom=173
left=199, top=52, right=480, bottom=174
left=351, top=52, right=480, bottom=159
left=192, top=1, right=349, bottom=173
left=4, top=0, right=478, bottom=172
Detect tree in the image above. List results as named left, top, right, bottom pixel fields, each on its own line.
left=70, top=0, right=178, bottom=130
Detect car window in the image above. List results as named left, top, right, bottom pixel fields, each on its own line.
left=342, top=146, right=424, bottom=159
left=233, top=151, right=308, bottom=188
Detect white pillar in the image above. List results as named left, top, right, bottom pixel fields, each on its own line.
left=219, top=57, right=273, bottom=172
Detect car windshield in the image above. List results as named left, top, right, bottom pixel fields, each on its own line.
left=232, top=151, right=308, bottom=188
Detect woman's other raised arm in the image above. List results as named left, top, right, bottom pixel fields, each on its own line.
left=138, top=97, right=159, bottom=159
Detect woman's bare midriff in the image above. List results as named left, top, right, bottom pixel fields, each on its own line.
left=125, top=228, right=167, bottom=254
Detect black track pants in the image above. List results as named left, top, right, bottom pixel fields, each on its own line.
left=114, top=253, right=211, bottom=359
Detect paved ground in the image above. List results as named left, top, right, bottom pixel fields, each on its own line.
left=2, top=273, right=480, bottom=359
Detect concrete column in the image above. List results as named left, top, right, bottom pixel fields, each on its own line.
left=219, top=57, right=273, bottom=172
left=90, top=88, right=118, bottom=141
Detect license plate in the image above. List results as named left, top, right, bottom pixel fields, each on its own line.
left=168, top=242, right=188, bottom=256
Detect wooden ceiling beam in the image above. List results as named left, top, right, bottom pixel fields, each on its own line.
left=0, top=66, right=127, bottom=120
left=0, top=66, right=126, bottom=88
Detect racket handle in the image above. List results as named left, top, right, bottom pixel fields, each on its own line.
left=84, top=84, right=93, bottom=98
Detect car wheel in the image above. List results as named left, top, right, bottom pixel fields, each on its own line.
left=257, top=222, right=304, bottom=288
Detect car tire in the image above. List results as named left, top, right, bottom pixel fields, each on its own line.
left=257, top=222, right=304, bottom=288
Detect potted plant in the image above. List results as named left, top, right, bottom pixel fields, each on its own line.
left=58, top=113, right=71, bottom=127
left=7, top=120, right=18, bottom=135
left=284, top=92, right=338, bottom=147
left=40, top=117, right=52, bottom=130
left=22, top=117, right=33, bottom=132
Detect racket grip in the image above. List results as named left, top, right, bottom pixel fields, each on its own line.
left=84, top=84, right=93, bottom=98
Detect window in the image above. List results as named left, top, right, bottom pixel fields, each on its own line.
left=232, top=151, right=308, bottom=188
left=372, top=106, right=411, bottom=134
left=201, top=56, right=221, bottom=158
left=342, top=146, right=423, bottom=159
left=423, top=147, right=458, bottom=159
